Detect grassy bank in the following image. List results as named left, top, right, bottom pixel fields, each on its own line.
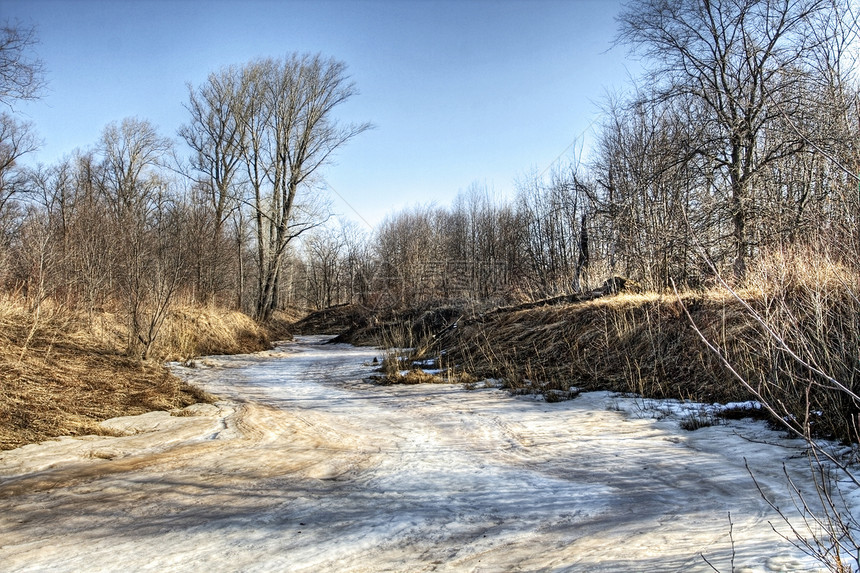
left=297, top=252, right=859, bottom=444
left=0, top=298, right=289, bottom=450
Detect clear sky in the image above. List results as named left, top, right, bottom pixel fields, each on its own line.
left=4, top=0, right=635, bottom=228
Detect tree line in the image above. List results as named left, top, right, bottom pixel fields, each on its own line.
left=2, top=0, right=859, bottom=356
left=1, top=46, right=370, bottom=357
left=295, top=0, right=860, bottom=307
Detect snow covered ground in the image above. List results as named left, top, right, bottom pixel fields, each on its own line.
left=0, top=335, right=844, bottom=572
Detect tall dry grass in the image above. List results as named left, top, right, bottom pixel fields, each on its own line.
left=152, top=306, right=272, bottom=362
left=427, top=250, right=858, bottom=444
left=732, top=248, right=860, bottom=442
left=435, top=291, right=738, bottom=399
left=0, top=296, right=283, bottom=450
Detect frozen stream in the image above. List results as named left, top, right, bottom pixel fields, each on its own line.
left=0, top=336, right=831, bottom=571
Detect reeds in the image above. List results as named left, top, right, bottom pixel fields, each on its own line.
left=732, top=248, right=859, bottom=443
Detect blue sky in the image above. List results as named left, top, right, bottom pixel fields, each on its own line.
left=5, top=0, right=634, bottom=227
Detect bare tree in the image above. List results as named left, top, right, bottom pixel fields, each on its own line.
left=0, top=22, right=43, bottom=286
left=99, top=118, right=180, bottom=359
left=303, top=223, right=347, bottom=309
left=180, top=66, right=246, bottom=304
left=617, top=0, right=838, bottom=278
left=589, top=94, right=702, bottom=289
left=337, top=218, right=372, bottom=305
left=67, top=151, right=113, bottom=315
left=374, top=205, right=442, bottom=306
left=101, top=118, right=172, bottom=219
left=0, top=112, right=38, bottom=223
left=0, top=22, right=46, bottom=108
left=232, top=54, right=371, bottom=321
left=515, top=167, right=589, bottom=297
left=450, top=184, right=512, bottom=299
left=0, top=113, right=38, bottom=287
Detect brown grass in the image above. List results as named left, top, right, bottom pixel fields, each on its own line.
left=425, top=252, right=858, bottom=443
left=738, top=249, right=860, bottom=442
left=433, top=291, right=750, bottom=403
left=370, top=368, right=464, bottom=386
left=152, top=305, right=273, bottom=362
left=0, top=298, right=282, bottom=450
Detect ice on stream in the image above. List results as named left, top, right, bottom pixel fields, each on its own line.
left=0, top=335, right=853, bottom=572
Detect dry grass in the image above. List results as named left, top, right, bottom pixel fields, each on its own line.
left=266, top=308, right=305, bottom=341
left=425, top=251, right=858, bottom=442
left=737, top=249, right=860, bottom=441
left=434, top=291, right=748, bottom=403
left=152, top=305, right=273, bottom=362
left=368, top=350, right=478, bottom=386
left=293, top=299, right=491, bottom=347
left=0, top=298, right=280, bottom=450
left=369, top=368, right=475, bottom=386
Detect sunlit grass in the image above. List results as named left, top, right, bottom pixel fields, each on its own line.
left=0, top=298, right=282, bottom=450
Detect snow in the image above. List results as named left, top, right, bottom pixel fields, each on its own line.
left=0, top=335, right=849, bottom=572
left=608, top=395, right=762, bottom=420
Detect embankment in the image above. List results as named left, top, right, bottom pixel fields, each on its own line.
left=296, top=256, right=859, bottom=443
left=0, top=300, right=291, bottom=450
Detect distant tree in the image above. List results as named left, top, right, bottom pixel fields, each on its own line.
left=448, top=184, right=516, bottom=299
left=303, top=223, right=347, bottom=309
left=374, top=205, right=443, bottom=305
left=515, top=167, right=589, bottom=297
left=68, top=152, right=113, bottom=313
left=0, top=22, right=46, bottom=108
left=337, top=218, right=372, bottom=305
left=101, top=118, right=172, bottom=219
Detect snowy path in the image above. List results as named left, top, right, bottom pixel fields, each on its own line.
left=0, top=336, right=827, bottom=572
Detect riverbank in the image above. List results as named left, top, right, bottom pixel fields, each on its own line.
left=295, top=254, right=860, bottom=444
left=0, top=298, right=291, bottom=450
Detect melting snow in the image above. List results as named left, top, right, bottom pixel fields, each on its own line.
left=0, top=335, right=848, bottom=572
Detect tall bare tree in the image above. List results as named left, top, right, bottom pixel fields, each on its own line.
left=0, top=113, right=38, bottom=286
left=233, top=54, right=371, bottom=321
left=617, top=0, right=839, bottom=278
left=180, top=66, right=246, bottom=304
